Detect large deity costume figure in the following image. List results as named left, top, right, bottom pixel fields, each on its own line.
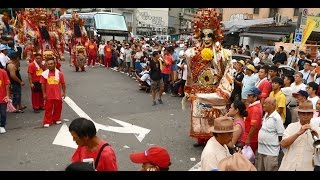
left=183, top=8, right=234, bottom=146
left=17, top=9, right=64, bottom=69
left=65, top=11, right=87, bottom=71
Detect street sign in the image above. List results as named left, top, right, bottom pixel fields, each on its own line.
left=294, top=28, right=303, bottom=46
left=300, top=8, right=308, bottom=29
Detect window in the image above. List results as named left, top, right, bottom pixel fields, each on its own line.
left=184, top=9, right=191, bottom=14
left=294, top=8, right=299, bottom=16
left=253, top=8, right=259, bottom=14
left=94, top=13, right=127, bottom=31
left=122, top=12, right=133, bottom=23
left=269, top=8, right=278, bottom=17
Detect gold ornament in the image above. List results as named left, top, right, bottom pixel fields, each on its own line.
left=201, top=48, right=213, bottom=61
left=198, top=69, right=216, bottom=85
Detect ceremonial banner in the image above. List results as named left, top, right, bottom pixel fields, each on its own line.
left=301, top=18, right=316, bottom=46
left=307, top=16, right=320, bottom=32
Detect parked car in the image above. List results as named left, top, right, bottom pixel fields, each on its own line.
left=232, top=54, right=251, bottom=61
left=278, top=65, right=296, bottom=77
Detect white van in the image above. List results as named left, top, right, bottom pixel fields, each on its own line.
left=155, top=35, right=171, bottom=43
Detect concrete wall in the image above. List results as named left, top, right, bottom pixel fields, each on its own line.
left=222, top=8, right=320, bottom=21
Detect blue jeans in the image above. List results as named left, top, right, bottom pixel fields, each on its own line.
left=161, top=73, right=170, bottom=93
left=0, top=103, right=7, bottom=127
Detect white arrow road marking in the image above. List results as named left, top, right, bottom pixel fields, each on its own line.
left=52, top=96, right=151, bottom=149
left=189, top=162, right=201, bottom=171
left=52, top=123, right=78, bottom=149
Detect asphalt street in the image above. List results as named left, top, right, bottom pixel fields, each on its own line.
left=0, top=54, right=204, bottom=171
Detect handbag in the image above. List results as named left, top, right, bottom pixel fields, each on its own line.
left=33, top=82, right=42, bottom=92
left=6, top=99, right=16, bottom=113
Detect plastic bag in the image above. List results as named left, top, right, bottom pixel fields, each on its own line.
left=6, top=99, right=17, bottom=112
left=241, top=145, right=255, bottom=163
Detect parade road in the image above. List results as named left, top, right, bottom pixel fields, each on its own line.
left=0, top=53, right=203, bottom=171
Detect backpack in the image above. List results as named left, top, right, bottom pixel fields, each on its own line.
left=284, top=102, right=292, bottom=127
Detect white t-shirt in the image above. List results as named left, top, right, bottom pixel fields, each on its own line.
left=299, top=69, right=311, bottom=84
left=311, top=117, right=320, bottom=166
left=287, top=55, right=297, bottom=67
left=0, top=52, right=9, bottom=67
left=308, top=96, right=319, bottom=109
left=182, top=64, right=187, bottom=80
left=120, top=47, right=125, bottom=60
left=98, top=44, right=105, bottom=55
left=281, top=86, right=293, bottom=106
left=140, top=73, right=151, bottom=86
left=290, top=82, right=306, bottom=106
left=253, top=57, right=260, bottom=66
left=258, top=111, right=285, bottom=156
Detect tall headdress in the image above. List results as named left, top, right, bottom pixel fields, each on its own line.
left=193, top=8, right=224, bottom=43
left=33, top=8, right=53, bottom=26
left=70, top=11, right=84, bottom=28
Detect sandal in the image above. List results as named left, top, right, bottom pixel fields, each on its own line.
left=13, top=110, right=24, bottom=113
left=19, top=105, right=27, bottom=110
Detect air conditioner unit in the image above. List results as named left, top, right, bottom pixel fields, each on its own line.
left=274, top=13, right=281, bottom=23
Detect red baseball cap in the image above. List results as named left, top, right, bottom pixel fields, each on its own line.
left=129, top=146, right=171, bottom=168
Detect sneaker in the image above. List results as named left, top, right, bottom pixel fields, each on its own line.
left=0, top=127, right=6, bottom=134
left=152, top=101, right=156, bottom=106
left=162, top=92, right=166, bottom=95
left=43, top=124, right=50, bottom=128
left=56, top=121, right=62, bottom=125
left=158, top=99, right=163, bottom=104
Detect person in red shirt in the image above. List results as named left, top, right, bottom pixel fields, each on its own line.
left=28, top=53, right=46, bottom=113
left=255, top=65, right=271, bottom=105
left=104, top=41, right=113, bottom=68
left=0, top=68, right=10, bottom=134
left=87, top=39, right=97, bottom=67
left=69, top=117, right=118, bottom=171
left=241, top=87, right=263, bottom=155
left=161, top=46, right=174, bottom=93
left=40, top=58, right=66, bottom=127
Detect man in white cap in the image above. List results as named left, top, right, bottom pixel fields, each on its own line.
left=0, top=44, right=10, bottom=69
left=200, top=116, right=235, bottom=171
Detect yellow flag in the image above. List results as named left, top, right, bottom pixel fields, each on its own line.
left=301, top=18, right=316, bottom=46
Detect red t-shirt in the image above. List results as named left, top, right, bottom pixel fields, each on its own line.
left=0, top=69, right=10, bottom=103
left=40, top=71, right=65, bottom=100
left=161, top=55, right=172, bottom=75
left=88, top=43, right=97, bottom=56
left=71, top=140, right=118, bottom=171
left=256, top=78, right=271, bottom=99
left=104, top=45, right=112, bottom=59
left=28, top=62, right=45, bottom=82
left=241, top=101, right=263, bottom=143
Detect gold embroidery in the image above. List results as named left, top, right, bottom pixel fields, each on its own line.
left=36, top=69, right=43, bottom=76
left=47, top=76, right=59, bottom=85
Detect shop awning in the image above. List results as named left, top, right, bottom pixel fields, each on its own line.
left=239, top=32, right=286, bottom=41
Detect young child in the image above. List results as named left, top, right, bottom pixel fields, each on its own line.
left=75, top=46, right=86, bottom=72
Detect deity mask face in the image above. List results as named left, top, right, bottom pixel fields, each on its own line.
left=39, top=20, right=47, bottom=28
left=201, top=28, right=214, bottom=48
